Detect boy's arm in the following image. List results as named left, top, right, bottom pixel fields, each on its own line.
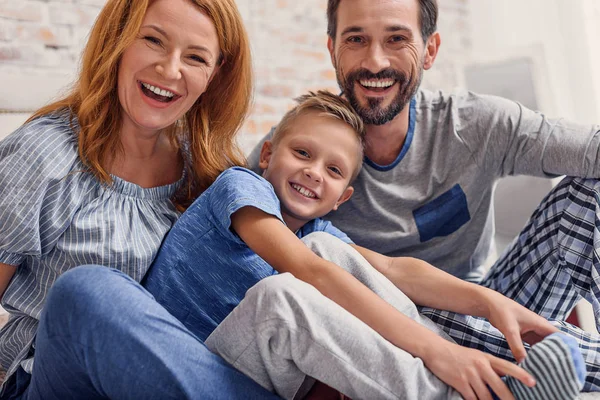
left=232, top=206, right=533, bottom=399
left=350, top=244, right=558, bottom=362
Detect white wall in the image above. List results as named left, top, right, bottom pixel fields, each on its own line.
left=467, top=0, right=600, bottom=240
left=468, top=0, right=599, bottom=123
left=467, top=1, right=600, bottom=333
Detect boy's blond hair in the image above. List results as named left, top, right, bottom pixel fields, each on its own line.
left=272, top=90, right=365, bottom=180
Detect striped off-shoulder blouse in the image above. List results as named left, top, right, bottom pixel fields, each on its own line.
left=0, top=111, right=182, bottom=380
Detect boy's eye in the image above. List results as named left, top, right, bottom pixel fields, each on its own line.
left=295, top=149, right=310, bottom=158
left=328, top=166, right=342, bottom=176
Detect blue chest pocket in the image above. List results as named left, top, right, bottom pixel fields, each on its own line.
left=413, top=184, right=471, bottom=242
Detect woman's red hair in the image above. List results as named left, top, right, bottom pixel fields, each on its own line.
left=29, top=0, right=252, bottom=210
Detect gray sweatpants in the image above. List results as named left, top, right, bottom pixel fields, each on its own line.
left=205, top=232, right=461, bottom=400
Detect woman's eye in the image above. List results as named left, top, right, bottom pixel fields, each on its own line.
left=295, top=149, right=309, bottom=158
left=144, top=36, right=161, bottom=46
left=189, top=55, right=206, bottom=64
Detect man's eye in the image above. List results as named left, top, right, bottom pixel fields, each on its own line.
left=390, top=35, right=406, bottom=43
left=347, top=36, right=364, bottom=44
left=295, top=149, right=309, bottom=157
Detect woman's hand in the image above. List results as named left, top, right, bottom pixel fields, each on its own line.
left=0, top=262, right=16, bottom=300
left=483, top=291, right=559, bottom=362
left=424, top=340, right=536, bottom=400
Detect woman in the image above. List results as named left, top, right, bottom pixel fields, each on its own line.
left=0, top=0, right=276, bottom=398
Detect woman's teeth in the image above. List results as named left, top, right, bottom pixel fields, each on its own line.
left=142, top=82, right=175, bottom=98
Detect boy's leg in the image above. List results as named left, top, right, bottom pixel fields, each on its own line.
left=21, top=265, right=277, bottom=400
left=301, top=233, right=453, bottom=340
left=481, top=177, right=600, bottom=327
left=205, top=272, right=461, bottom=400
left=301, top=233, right=589, bottom=397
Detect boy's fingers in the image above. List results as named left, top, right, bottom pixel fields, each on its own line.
left=457, top=385, right=478, bottom=400
left=483, top=365, right=514, bottom=400
left=490, top=356, right=536, bottom=387
left=470, top=376, right=494, bottom=400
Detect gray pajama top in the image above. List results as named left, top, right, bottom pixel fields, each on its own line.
left=0, top=111, right=181, bottom=379
left=249, top=89, right=600, bottom=281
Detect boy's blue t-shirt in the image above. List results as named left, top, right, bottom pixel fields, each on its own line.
left=145, top=167, right=352, bottom=341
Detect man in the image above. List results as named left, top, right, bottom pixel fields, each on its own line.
left=249, top=0, right=600, bottom=392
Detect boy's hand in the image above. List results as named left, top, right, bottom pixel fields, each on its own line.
left=483, top=291, right=559, bottom=362
left=425, top=341, right=535, bottom=400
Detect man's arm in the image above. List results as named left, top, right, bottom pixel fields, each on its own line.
left=351, top=244, right=558, bottom=362
left=0, top=263, right=16, bottom=300
left=458, top=93, right=600, bottom=178
left=231, top=206, right=534, bottom=399
left=351, top=244, right=490, bottom=314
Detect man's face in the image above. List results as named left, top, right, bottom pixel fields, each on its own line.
left=328, top=0, right=427, bottom=126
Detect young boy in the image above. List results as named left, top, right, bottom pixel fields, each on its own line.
left=144, top=91, right=586, bottom=400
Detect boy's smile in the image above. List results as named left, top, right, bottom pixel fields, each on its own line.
left=259, top=111, right=361, bottom=232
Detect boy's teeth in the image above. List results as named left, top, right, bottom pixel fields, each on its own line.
left=142, top=82, right=175, bottom=98
left=359, top=80, right=394, bottom=88
left=292, top=184, right=316, bottom=198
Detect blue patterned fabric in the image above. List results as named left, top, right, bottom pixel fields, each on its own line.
left=420, top=177, right=600, bottom=392
left=0, top=112, right=182, bottom=379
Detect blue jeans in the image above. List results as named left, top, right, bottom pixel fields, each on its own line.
left=3, top=265, right=278, bottom=400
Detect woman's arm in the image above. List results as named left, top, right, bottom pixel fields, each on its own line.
left=0, top=262, right=16, bottom=300
left=232, top=207, right=533, bottom=399
left=351, top=244, right=558, bottom=362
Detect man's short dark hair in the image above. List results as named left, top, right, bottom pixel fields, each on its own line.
left=327, top=0, right=438, bottom=43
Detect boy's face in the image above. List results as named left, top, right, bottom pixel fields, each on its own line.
left=259, top=111, right=360, bottom=232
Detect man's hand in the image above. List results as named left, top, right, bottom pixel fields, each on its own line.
left=425, top=341, right=536, bottom=400
left=483, top=291, right=559, bottom=362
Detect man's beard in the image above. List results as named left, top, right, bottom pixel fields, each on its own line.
left=336, top=65, right=423, bottom=126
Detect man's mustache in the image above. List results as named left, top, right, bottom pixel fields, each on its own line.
left=344, top=68, right=407, bottom=83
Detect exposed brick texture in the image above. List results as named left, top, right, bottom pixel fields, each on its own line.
left=0, top=0, right=471, bottom=152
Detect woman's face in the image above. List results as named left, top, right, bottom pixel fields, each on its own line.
left=117, top=0, right=221, bottom=137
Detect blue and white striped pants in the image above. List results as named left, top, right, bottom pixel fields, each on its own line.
left=420, top=177, right=600, bottom=391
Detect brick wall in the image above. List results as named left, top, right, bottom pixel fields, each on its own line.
left=0, top=0, right=471, bottom=151
left=0, top=0, right=103, bottom=76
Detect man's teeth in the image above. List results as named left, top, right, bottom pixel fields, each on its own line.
left=292, top=183, right=316, bottom=198
left=142, top=82, right=175, bottom=98
left=359, top=80, right=395, bottom=88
